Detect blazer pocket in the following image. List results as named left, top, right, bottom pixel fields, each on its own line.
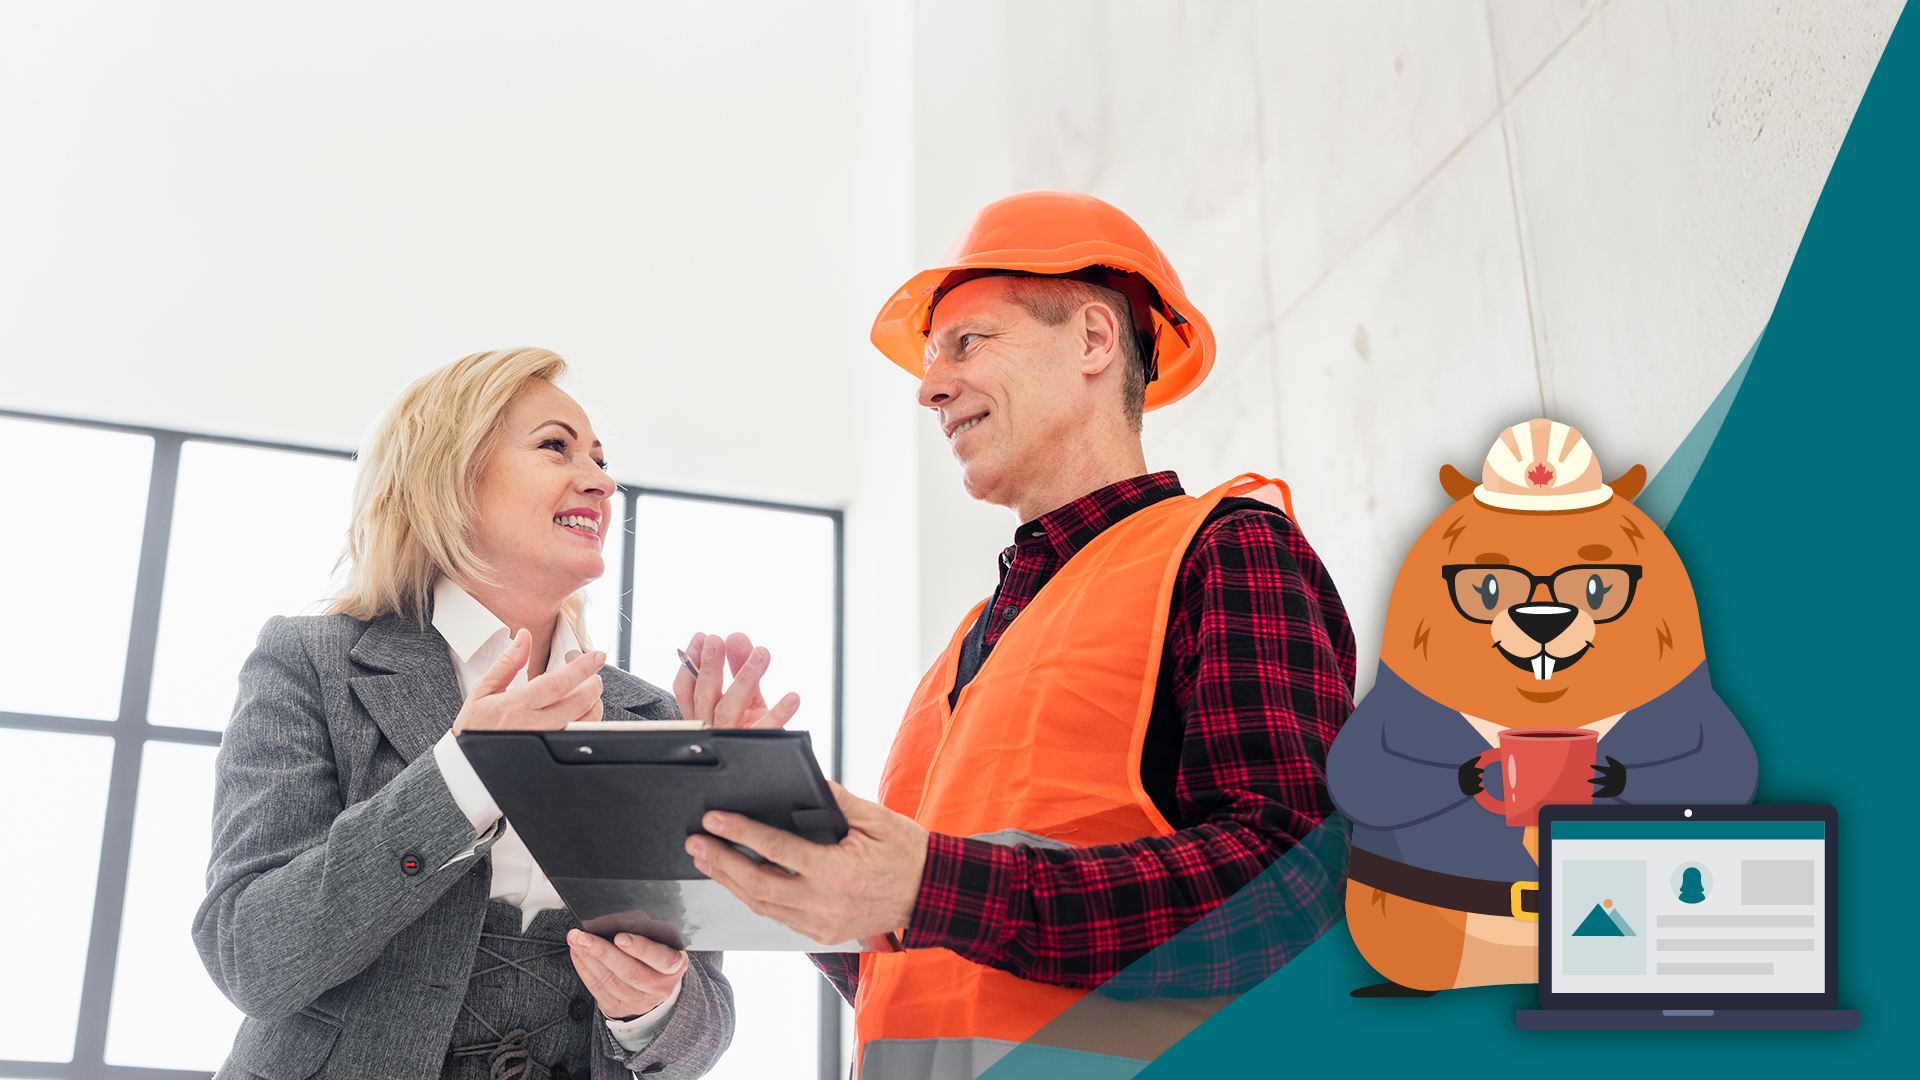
left=228, top=1011, right=343, bottom=1080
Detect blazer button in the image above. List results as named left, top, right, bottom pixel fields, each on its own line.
left=400, top=853, right=424, bottom=876
left=569, top=994, right=592, bottom=1022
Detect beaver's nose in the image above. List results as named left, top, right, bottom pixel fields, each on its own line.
left=1510, top=603, right=1578, bottom=645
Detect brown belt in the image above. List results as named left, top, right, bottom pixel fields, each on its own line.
left=1349, top=846, right=1538, bottom=921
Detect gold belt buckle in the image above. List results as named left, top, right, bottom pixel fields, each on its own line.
left=1511, top=881, right=1539, bottom=921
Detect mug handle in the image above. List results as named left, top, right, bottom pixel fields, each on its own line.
left=1472, top=748, right=1506, bottom=816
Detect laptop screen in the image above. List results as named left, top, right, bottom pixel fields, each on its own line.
left=1548, top=817, right=1827, bottom=996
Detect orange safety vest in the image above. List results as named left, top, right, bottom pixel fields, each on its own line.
left=854, top=475, right=1295, bottom=1079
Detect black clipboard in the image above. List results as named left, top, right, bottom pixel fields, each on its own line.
left=457, top=726, right=879, bottom=952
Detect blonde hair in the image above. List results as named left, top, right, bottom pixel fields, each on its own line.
left=328, top=347, right=590, bottom=642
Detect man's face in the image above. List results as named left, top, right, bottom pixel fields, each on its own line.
left=918, top=277, right=1089, bottom=509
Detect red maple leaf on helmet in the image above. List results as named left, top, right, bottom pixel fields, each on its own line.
left=1525, top=462, right=1555, bottom=487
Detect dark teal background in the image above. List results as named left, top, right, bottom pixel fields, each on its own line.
left=1145, top=4, right=1917, bottom=1074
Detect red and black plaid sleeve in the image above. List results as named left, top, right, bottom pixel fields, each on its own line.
left=899, top=503, right=1357, bottom=989
left=812, top=951, right=860, bottom=1005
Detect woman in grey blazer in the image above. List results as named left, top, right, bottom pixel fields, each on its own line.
left=194, top=348, right=790, bottom=1080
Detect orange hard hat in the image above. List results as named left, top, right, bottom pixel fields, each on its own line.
left=870, top=190, right=1215, bottom=411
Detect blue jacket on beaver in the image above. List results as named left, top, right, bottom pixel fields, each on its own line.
left=1328, top=420, right=1757, bottom=995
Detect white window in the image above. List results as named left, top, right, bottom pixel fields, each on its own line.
left=0, top=411, right=844, bottom=1080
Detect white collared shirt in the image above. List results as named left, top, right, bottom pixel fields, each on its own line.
left=428, top=578, right=679, bottom=1047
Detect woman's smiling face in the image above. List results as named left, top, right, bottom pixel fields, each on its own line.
left=468, top=379, right=614, bottom=602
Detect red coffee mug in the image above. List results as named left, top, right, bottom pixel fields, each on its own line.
left=1473, top=728, right=1597, bottom=827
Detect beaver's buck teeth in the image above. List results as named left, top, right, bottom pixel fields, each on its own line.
left=1542, top=656, right=1556, bottom=680
left=1531, top=655, right=1544, bottom=680
left=555, top=514, right=598, bottom=535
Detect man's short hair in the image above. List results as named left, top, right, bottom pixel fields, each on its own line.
left=1002, top=275, right=1148, bottom=433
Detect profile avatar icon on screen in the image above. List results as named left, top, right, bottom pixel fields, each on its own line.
left=1670, top=861, right=1714, bottom=903
left=1678, top=866, right=1706, bottom=904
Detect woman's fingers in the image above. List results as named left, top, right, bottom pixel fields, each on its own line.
left=671, top=630, right=798, bottom=731
left=568, top=938, right=645, bottom=1017
left=567, top=685, right=604, bottom=726
left=726, top=633, right=769, bottom=713
left=566, top=930, right=683, bottom=1020
left=471, top=630, right=531, bottom=698
left=612, top=931, right=689, bottom=976
left=725, top=632, right=753, bottom=678
left=751, top=692, right=802, bottom=730
left=518, top=650, right=606, bottom=709
left=711, top=646, right=770, bottom=729
left=693, top=634, right=726, bottom=723
left=452, top=631, right=533, bottom=732
left=672, top=632, right=704, bottom=720
left=456, top=649, right=606, bottom=732
left=553, top=673, right=604, bottom=725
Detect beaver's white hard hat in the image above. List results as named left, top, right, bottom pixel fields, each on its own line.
left=1474, top=419, right=1616, bottom=511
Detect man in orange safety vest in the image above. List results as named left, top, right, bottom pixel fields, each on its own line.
left=686, top=190, right=1358, bottom=1079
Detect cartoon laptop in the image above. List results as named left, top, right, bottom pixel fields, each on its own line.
left=1522, top=803, right=1857, bottom=1029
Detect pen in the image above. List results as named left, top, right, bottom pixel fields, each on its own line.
left=676, top=648, right=700, bottom=680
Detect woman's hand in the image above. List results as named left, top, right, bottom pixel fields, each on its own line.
left=672, top=631, right=801, bottom=730
left=451, top=629, right=607, bottom=733
left=566, top=929, right=688, bottom=1020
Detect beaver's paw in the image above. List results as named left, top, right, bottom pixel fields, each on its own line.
left=1591, top=756, right=1627, bottom=799
left=1458, top=756, right=1486, bottom=797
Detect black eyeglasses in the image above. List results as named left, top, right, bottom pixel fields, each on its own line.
left=1439, top=564, right=1645, bottom=624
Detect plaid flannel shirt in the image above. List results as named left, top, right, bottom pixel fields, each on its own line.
left=815, top=472, right=1356, bottom=1000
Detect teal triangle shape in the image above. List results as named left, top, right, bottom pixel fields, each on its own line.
left=1572, top=904, right=1626, bottom=937
left=1108, top=7, right=1916, bottom=1076
left=1635, top=332, right=1760, bottom=529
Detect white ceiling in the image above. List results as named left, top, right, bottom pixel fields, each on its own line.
left=0, top=2, right=880, bottom=505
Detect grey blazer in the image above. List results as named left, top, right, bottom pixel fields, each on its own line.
left=192, top=613, right=734, bottom=1080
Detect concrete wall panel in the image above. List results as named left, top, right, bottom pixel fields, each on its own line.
left=1270, top=124, right=1541, bottom=692
left=1253, top=0, right=1501, bottom=314
left=1509, top=0, right=1901, bottom=479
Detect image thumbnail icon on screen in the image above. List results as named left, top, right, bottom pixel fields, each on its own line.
left=1562, top=860, right=1647, bottom=976
left=1572, top=898, right=1638, bottom=936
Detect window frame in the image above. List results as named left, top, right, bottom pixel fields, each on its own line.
left=0, top=408, right=846, bottom=1080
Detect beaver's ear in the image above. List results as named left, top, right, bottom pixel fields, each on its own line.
left=1609, top=464, right=1648, bottom=501
left=1439, top=464, right=1478, bottom=501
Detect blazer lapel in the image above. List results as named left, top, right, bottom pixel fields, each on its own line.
left=348, top=615, right=465, bottom=762
left=601, top=666, right=678, bottom=721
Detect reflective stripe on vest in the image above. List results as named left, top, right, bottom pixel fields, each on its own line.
left=855, top=474, right=1294, bottom=1079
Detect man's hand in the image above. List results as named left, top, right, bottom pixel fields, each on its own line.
left=685, top=782, right=928, bottom=945
left=452, top=630, right=605, bottom=732
left=566, top=929, right=687, bottom=1021
left=672, top=631, right=801, bottom=730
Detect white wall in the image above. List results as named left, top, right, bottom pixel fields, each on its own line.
left=0, top=0, right=867, bottom=507
left=902, top=0, right=1903, bottom=694
left=0, top=0, right=1901, bottom=762
left=841, top=0, right=923, bottom=798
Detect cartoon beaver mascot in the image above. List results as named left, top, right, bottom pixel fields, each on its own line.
left=1327, top=419, right=1757, bottom=995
